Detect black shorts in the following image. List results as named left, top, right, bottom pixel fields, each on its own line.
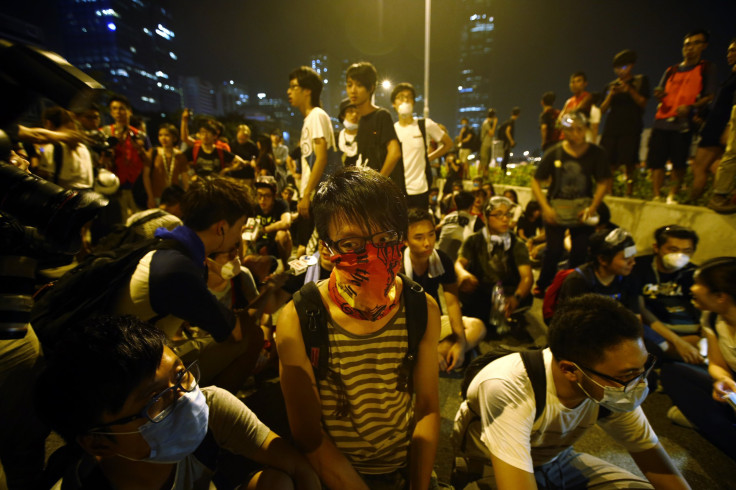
left=254, top=236, right=278, bottom=256
left=646, top=128, right=692, bottom=170
left=600, top=132, right=641, bottom=167
left=698, top=116, right=728, bottom=148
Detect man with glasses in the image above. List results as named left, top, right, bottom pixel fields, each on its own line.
left=276, top=167, right=441, bottom=489
left=35, top=315, right=320, bottom=489
left=454, top=294, right=690, bottom=489
left=455, top=196, right=533, bottom=331
left=647, top=28, right=717, bottom=203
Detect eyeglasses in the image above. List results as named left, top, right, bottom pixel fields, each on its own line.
left=89, top=362, right=200, bottom=433
left=575, top=354, right=656, bottom=393
left=327, top=230, right=400, bottom=254
left=488, top=212, right=513, bottom=220
left=256, top=191, right=273, bottom=199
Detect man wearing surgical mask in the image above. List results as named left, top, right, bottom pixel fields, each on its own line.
left=632, top=225, right=703, bottom=364
left=337, top=98, right=360, bottom=167
left=454, top=294, right=690, bottom=489
left=34, top=315, right=320, bottom=490
left=391, top=82, right=453, bottom=209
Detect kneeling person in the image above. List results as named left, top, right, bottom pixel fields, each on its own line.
left=453, top=295, right=689, bottom=489
left=34, top=315, right=319, bottom=489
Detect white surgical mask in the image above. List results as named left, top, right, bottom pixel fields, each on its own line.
left=576, top=368, right=649, bottom=413
left=662, top=252, right=690, bottom=271
left=220, top=258, right=241, bottom=280
left=343, top=120, right=358, bottom=131
left=398, top=102, right=413, bottom=116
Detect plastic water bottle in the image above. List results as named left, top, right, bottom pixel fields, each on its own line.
left=490, top=282, right=506, bottom=331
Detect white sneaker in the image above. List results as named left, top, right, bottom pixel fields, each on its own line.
left=666, top=195, right=677, bottom=205
left=667, top=405, right=697, bottom=429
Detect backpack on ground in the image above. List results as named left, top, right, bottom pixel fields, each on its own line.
left=292, top=272, right=427, bottom=394
left=31, top=236, right=191, bottom=353
left=541, top=267, right=582, bottom=325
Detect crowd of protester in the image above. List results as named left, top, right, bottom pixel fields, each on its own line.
left=2, top=29, right=736, bottom=490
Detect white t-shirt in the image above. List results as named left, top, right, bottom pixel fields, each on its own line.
left=394, top=117, right=444, bottom=195
left=464, top=349, right=658, bottom=473
left=714, top=315, right=736, bottom=372
left=300, top=107, right=336, bottom=196
left=37, top=142, right=94, bottom=189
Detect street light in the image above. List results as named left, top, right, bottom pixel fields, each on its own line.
left=381, top=80, right=392, bottom=90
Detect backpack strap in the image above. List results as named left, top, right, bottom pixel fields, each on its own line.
left=520, top=349, right=547, bottom=422
left=293, top=281, right=331, bottom=380
left=192, top=141, right=201, bottom=164
left=397, top=272, right=427, bottom=393
left=417, top=118, right=433, bottom=188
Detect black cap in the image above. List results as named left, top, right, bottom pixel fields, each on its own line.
left=613, top=49, right=637, bottom=67
left=338, top=98, right=356, bottom=123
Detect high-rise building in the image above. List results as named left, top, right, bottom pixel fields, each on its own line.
left=57, top=0, right=181, bottom=114
left=179, top=76, right=216, bottom=116
left=456, top=0, right=494, bottom=134
left=309, top=54, right=339, bottom=117
left=216, top=80, right=250, bottom=116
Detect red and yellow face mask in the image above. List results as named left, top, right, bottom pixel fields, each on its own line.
left=327, top=241, right=403, bottom=322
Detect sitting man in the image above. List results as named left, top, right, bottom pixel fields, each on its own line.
left=436, top=190, right=479, bottom=262
left=403, top=208, right=486, bottom=372
left=34, top=315, right=319, bottom=489
left=114, top=177, right=258, bottom=392
left=453, top=294, right=690, bottom=489
left=557, top=227, right=640, bottom=315
left=252, top=175, right=292, bottom=268
left=276, top=167, right=440, bottom=489
left=455, top=196, right=533, bottom=330
left=632, top=225, right=703, bottom=364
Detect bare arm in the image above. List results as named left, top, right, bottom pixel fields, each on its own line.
left=180, top=109, right=195, bottom=148
left=298, top=137, right=327, bottom=218
left=275, top=302, right=368, bottom=489
left=409, top=294, right=441, bottom=489
left=264, top=212, right=292, bottom=234
left=490, top=453, right=537, bottom=490
left=250, top=431, right=321, bottom=490
left=630, top=443, right=691, bottom=489
left=640, top=298, right=703, bottom=364
left=380, top=138, right=402, bottom=178
left=531, top=177, right=557, bottom=225
left=705, top=327, right=736, bottom=399
left=505, top=125, right=514, bottom=147
left=427, top=132, right=454, bottom=162
left=540, top=123, right=548, bottom=149
left=505, top=264, right=532, bottom=317
left=455, top=256, right=479, bottom=293
left=441, top=282, right=467, bottom=371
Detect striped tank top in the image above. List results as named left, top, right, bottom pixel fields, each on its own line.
left=319, top=298, right=414, bottom=474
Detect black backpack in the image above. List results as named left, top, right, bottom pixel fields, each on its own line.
left=293, top=272, right=427, bottom=394
left=31, top=236, right=192, bottom=353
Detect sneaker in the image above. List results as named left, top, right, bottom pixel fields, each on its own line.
left=708, top=194, right=736, bottom=214
left=667, top=405, right=697, bottom=429
left=665, top=194, right=677, bottom=205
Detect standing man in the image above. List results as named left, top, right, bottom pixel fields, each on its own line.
left=479, top=109, right=498, bottom=176
left=391, top=82, right=453, bottom=209
left=559, top=72, right=593, bottom=122
left=600, top=49, right=650, bottom=196
left=539, top=92, right=560, bottom=152
left=647, top=29, right=717, bottom=203
left=497, top=107, right=521, bottom=171
left=346, top=62, right=403, bottom=191
left=690, top=39, right=736, bottom=201
left=276, top=168, right=440, bottom=489
left=531, top=112, right=611, bottom=297
left=101, top=94, right=153, bottom=219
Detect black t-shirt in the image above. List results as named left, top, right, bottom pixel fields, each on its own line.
left=229, top=140, right=257, bottom=179
left=534, top=142, right=611, bottom=200
left=558, top=262, right=640, bottom=314
left=356, top=107, right=402, bottom=188
left=602, top=74, right=650, bottom=136
left=516, top=215, right=543, bottom=239
left=539, top=107, right=561, bottom=148
left=282, top=264, right=332, bottom=296
left=631, top=254, right=700, bottom=330
left=404, top=249, right=457, bottom=310
left=256, top=198, right=289, bottom=238
left=258, top=154, right=276, bottom=176
left=184, top=146, right=235, bottom=177
left=497, top=119, right=515, bottom=143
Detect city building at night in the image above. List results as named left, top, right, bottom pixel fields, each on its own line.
left=58, top=0, right=182, bottom=114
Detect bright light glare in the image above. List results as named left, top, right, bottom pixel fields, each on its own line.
left=107, top=23, right=116, bottom=31
left=523, top=151, right=529, bottom=156
left=381, top=80, right=392, bottom=90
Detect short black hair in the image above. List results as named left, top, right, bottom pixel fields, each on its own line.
left=487, top=108, right=496, bottom=118
left=158, top=123, right=179, bottom=143
left=503, top=188, right=519, bottom=204
left=160, top=184, right=185, bottom=206
left=524, top=200, right=541, bottom=220
left=181, top=176, right=254, bottom=230
left=695, top=257, right=736, bottom=300
left=34, top=315, right=166, bottom=442
left=549, top=294, right=643, bottom=367
left=198, top=119, right=220, bottom=136
left=312, top=167, right=407, bottom=242
left=685, top=28, right=710, bottom=43
left=511, top=106, right=521, bottom=116
left=612, top=49, right=637, bottom=67
left=391, top=82, right=415, bottom=103
left=407, top=207, right=434, bottom=227
left=289, top=66, right=323, bottom=108
left=542, top=91, right=556, bottom=106
left=42, top=106, right=71, bottom=129
left=570, top=71, right=587, bottom=82
left=654, top=225, right=699, bottom=250
left=588, top=228, right=635, bottom=267
left=108, top=93, right=131, bottom=109
left=346, top=61, right=377, bottom=95
left=453, top=190, right=475, bottom=211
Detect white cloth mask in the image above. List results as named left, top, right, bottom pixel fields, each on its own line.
left=662, top=252, right=690, bottom=271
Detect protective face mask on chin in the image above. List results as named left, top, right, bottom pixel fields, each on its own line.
left=219, top=258, right=241, bottom=280
left=343, top=120, right=358, bottom=131
left=398, top=102, right=413, bottom=116
left=662, top=252, right=690, bottom=271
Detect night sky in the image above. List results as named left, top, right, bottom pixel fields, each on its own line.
left=5, top=0, right=736, bottom=152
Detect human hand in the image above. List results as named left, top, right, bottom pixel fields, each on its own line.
left=458, top=272, right=479, bottom=293
left=182, top=108, right=191, bottom=121
left=713, top=378, right=736, bottom=403
left=504, top=295, right=519, bottom=318
left=147, top=196, right=156, bottom=209
left=445, top=341, right=466, bottom=372
left=542, top=206, right=558, bottom=225
left=8, top=150, right=29, bottom=171
left=673, top=337, right=704, bottom=365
